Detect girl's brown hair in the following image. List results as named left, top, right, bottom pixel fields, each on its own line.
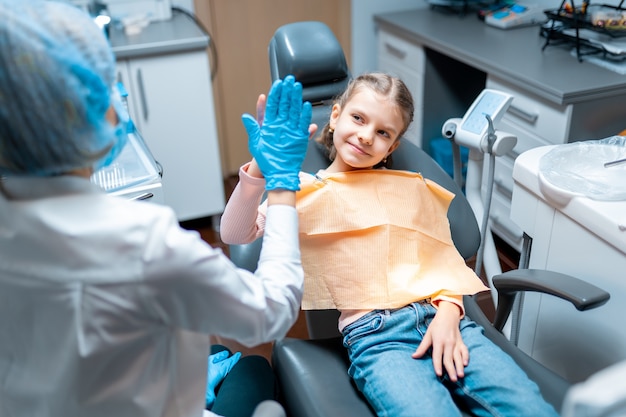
left=316, top=72, right=414, bottom=169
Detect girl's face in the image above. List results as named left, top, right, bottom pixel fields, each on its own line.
left=326, top=88, right=403, bottom=172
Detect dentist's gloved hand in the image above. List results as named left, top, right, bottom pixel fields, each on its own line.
left=242, top=75, right=312, bottom=191
left=205, top=350, right=241, bottom=409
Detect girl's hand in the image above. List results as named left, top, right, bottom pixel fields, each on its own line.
left=412, top=301, right=469, bottom=382
left=256, top=93, right=319, bottom=139
left=246, top=94, right=270, bottom=179
left=241, top=75, right=311, bottom=191
left=247, top=90, right=320, bottom=180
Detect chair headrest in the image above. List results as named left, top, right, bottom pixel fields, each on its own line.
left=269, top=21, right=350, bottom=104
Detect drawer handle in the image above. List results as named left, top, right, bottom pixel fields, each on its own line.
left=384, top=42, right=407, bottom=60
left=507, top=104, right=538, bottom=124
left=129, top=192, right=154, bottom=201
left=136, top=68, right=149, bottom=122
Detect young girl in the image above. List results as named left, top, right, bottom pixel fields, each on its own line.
left=221, top=73, right=559, bottom=417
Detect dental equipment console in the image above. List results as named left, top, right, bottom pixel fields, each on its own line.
left=443, top=88, right=515, bottom=155
left=442, top=89, right=517, bottom=316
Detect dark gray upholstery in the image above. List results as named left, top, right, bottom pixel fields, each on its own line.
left=269, top=21, right=350, bottom=105
left=228, top=21, right=610, bottom=417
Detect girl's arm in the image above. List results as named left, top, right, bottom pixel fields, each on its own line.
left=219, top=92, right=268, bottom=245
left=219, top=162, right=268, bottom=244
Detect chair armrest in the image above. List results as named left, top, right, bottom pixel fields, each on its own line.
left=272, top=337, right=376, bottom=417
left=464, top=294, right=570, bottom=412
left=492, top=269, right=610, bottom=332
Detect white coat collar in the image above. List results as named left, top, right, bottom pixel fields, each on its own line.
left=0, top=175, right=103, bottom=200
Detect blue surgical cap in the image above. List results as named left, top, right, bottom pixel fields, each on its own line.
left=0, top=0, right=126, bottom=176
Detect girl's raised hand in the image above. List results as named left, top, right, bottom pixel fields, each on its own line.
left=241, top=75, right=311, bottom=191
left=247, top=86, right=319, bottom=180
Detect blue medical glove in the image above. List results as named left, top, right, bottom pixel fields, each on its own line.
left=205, top=350, right=241, bottom=409
left=242, top=75, right=312, bottom=191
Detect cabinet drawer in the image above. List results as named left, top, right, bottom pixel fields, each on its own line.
left=487, top=76, right=572, bottom=144
left=493, top=156, right=515, bottom=199
left=378, top=30, right=424, bottom=148
left=490, top=192, right=524, bottom=252
left=497, top=117, right=552, bottom=159
left=380, top=58, right=423, bottom=147
left=481, top=154, right=515, bottom=206
left=378, top=30, right=425, bottom=75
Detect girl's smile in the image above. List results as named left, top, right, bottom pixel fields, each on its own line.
left=347, top=141, right=370, bottom=156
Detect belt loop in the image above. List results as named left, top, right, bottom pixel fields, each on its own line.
left=411, top=302, right=421, bottom=327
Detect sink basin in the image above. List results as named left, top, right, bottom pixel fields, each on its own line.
left=538, top=138, right=626, bottom=204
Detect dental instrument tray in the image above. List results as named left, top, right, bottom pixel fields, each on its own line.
left=542, top=1, right=626, bottom=61
left=91, top=130, right=161, bottom=193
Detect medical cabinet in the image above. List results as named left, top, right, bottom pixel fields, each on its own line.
left=110, top=9, right=224, bottom=222
left=510, top=145, right=626, bottom=383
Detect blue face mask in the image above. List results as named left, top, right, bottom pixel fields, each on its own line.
left=94, top=86, right=130, bottom=170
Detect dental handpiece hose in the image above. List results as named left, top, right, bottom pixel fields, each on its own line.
left=474, top=115, right=498, bottom=277
left=474, top=151, right=496, bottom=277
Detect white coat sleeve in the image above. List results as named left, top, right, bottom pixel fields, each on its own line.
left=140, top=204, right=303, bottom=347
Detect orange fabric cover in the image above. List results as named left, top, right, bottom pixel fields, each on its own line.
left=296, top=170, right=488, bottom=310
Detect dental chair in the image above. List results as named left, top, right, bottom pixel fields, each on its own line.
left=229, top=21, right=610, bottom=417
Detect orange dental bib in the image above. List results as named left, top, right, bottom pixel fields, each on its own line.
left=296, top=170, right=488, bottom=310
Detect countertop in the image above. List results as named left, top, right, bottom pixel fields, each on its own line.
left=374, top=6, right=626, bottom=106
left=109, top=10, right=209, bottom=59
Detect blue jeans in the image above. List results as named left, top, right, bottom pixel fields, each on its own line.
left=341, top=302, right=560, bottom=417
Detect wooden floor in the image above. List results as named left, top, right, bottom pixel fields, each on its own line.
left=181, top=175, right=519, bottom=364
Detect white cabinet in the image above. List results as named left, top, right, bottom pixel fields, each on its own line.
left=377, top=29, right=425, bottom=148
left=484, top=76, right=573, bottom=251
left=510, top=146, right=626, bottom=382
left=116, top=49, right=225, bottom=222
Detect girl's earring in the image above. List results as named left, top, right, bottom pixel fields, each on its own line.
left=329, top=127, right=334, bottom=133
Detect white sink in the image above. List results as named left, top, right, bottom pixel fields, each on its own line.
left=538, top=139, right=626, bottom=205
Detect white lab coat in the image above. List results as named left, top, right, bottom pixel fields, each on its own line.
left=0, top=176, right=303, bottom=417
